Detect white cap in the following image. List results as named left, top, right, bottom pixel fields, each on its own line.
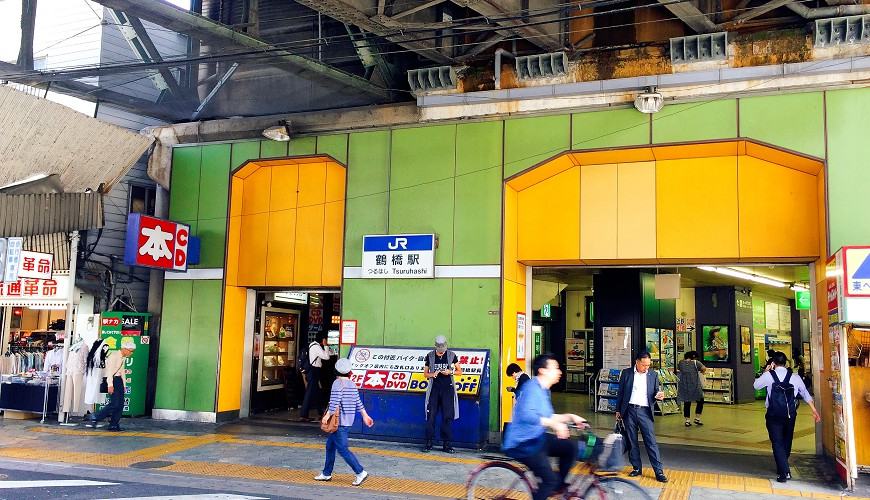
left=335, top=358, right=352, bottom=375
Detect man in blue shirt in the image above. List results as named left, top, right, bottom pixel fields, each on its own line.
left=503, top=354, right=586, bottom=500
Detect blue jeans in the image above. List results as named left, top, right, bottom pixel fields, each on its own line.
left=323, top=426, right=363, bottom=475
left=93, top=376, right=124, bottom=428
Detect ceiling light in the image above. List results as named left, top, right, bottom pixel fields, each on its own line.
left=634, top=87, right=664, bottom=114
left=696, top=266, right=788, bottom=288
left=262, top=121, right=292, bottom=142
left=790, top=284, right=810, bottom=292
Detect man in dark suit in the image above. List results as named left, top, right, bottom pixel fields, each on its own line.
left=615, top=351, right=668, bottom=483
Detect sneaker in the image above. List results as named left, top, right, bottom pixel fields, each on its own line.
left=694, top=419, right=704, bottom=426
left=314, top=473, right=331, bottom=481
left=685, top=421, right=692, bottom=427
left=352, top=470, right=368, bottom=486
left=85, top=416, right=97, bottom=428
left=422, top=441, right=433, bottom=453
left=776, top=475, right=788, bottom=483
left=442, top=446, right=456, bottom=454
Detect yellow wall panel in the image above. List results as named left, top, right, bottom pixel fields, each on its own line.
left=500, top=278, right=526, bottom=424
left=293, top=205, right=326, bottom=286
left=517, top=167, right=580, bottom=262
left=737, top=156, right=819, bottom=259
left=325, top=163, right=347, bottom=203
left=230, top=178, right=243, bottom=217
left=237, top=212, right=269, bottom=286
left=656, top=156, right=739, bottom=259
left=269, top=165, right=298, bottom=212
left=265, top=209, right=297, bottom=286
left=580, top=164, right=617, bottom=260
left=507, top=154, right=575, bottom=191
left=241, top=167, right=271, bottom=215
left=322, top=201, right=345, bottom=286
left=217, top=286, right=246, bottom=412
left=225, top=215, right=241, bottom=286
left=617, top=162, right=656, bottom=259
left=298, top=163, right=327, bottom=207
left=503, top=188, right=518, bottom=284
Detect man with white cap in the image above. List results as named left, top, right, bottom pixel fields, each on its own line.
left=423, top=335, right=462, bottom=453
left=87, top=338, right=136, bottom=431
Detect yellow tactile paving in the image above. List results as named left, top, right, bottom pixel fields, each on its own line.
left=691, top=471, right=718, bottom=489
left=29, top=426, right=184, bottom=440
left=717, top=473, right=746, bottom=492
left=119, top=434, right=225, bottom=461
left=744, top=476, right=774, bottom=494
left=0, top=446, right=138, bottom=467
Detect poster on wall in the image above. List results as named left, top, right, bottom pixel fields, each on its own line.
left=702, top=325, right=729, bottom=362
left=740, top=326, right=752, bottom=363
left=645, top=328, right=661, bottom=368
left=603, top=327, right=632, bottom=370
left=765, top=302, right=780, bottom=331
left=660, top=329, right=675, bottom=369
left=566, top=331, right=586, bottom=371
left=516, top=313, right=526, bottom=360
left=779, top=304, right=792, bottom=331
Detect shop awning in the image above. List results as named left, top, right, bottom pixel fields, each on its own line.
left=0, top=85, right=153, bottom=193
left=0, top=193, right=103, bottom=238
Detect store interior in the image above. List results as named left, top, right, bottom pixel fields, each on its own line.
left=1, top=306, right=67, bottom=372
left=247, top=290, right=341, bottom=421
left=529, top=265, right=817, bottom=454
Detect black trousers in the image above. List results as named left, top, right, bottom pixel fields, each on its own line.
left=300, top=367, right=321, bottom=418
left=765, top=413, right=797, bottom=476
left=683, top=398, right=704, bottom=418
left=93, top=376, right=124, bottom=428
left=425, top=385, right=454, bottom=444
left=624, top=405, right=664, bottom=473
left=517, top=434, right=578, bottom=500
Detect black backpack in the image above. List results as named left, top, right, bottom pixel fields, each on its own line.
left=768, top=369, right=797, bottom=419
left=298, top=341, right=317, bottom=373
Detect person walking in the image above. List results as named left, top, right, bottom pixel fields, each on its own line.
left=753, top=351, right=821, bottom=482
left=615, top=351, right=668, bottom=483
left=506, top=362, right=530, bottom=395
left=502, top=353, right=585, bottom=500
left=299, top=334, right=331, bottom=422
left=315, top=358, right=374, bottom=486
left=423, top=335, right=462, bottom=453
left=675, top=351, right=706, bottom=427
left=86, top=339, right=135, bottom=431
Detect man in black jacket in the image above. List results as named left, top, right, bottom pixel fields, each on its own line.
left=506, top=363, right=530, bottom=395
left=615, top=352, right=668, bottom=483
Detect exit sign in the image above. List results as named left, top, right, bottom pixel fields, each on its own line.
left=795, top=290, right=811, bottom=310
left=541, top=303, right=551, bottom=318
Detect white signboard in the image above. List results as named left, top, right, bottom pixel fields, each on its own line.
left=602, top=326, right=632, bottom=370
left=0, top=274, right=69, bottom=305
left=844, top=246, right=870, bottom=297
left=347, top=345, right=487, bottom=396
left=17, top=250, right=53, bottom=280
left=340, top=320, right=357, bottom=345
left=0, top=238, right=6, bottom=282
left=765, top=302, right=780, bottom=331
left=4, top=237, right=22, bottom=282
left=516, top=313, right=526, bottom=360
left=362, top=234, right=435, bottom=278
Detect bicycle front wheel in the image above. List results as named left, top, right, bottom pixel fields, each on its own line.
left=587, top=477, right=653, bottom=500
left=466, top=461, right=534, bottom=500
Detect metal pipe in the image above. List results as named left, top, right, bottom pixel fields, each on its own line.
left=494, top=48, right=515, bottom=90
left=786, top=2, right=870, bottom=19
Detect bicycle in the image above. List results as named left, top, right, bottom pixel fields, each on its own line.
left=465, top=459, right=652, bottom=500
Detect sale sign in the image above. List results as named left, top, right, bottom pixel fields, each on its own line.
left=124, top=213, right=190, bottom=272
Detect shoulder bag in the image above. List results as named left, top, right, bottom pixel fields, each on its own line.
left=321, top=380, right=344, bottom=434
left=695, top=360, right=706, bottom=388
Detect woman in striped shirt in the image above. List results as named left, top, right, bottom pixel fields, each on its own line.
left=315, top=358, right=374, bottom=486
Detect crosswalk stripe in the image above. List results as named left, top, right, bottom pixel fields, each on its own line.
left=0, top=480, right=118, bottom=488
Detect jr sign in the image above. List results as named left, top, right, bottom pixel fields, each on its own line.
left=362, top=234, right=435, bottom=278
left=124, top=214, right=190, bottom=272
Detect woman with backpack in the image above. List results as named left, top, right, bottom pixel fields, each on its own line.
left=675, top=351, right=706, bottom=427
left=753, top=351, right=820, bottom=483
left=315, top=358, right=374, bottom=486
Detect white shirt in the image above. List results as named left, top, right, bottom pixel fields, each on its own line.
left=753, top=367, right=813, bottom=408
left=308, top=342, right=330, bottom=368
left=629, top=368, right=649, bottom=407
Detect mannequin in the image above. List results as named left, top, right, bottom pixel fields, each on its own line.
left=83, top=339, right=109, bottom=409
left=62, top=339, right=89, bottom=417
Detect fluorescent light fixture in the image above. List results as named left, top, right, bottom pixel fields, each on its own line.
left=696, top=266, right=788, bottom=288
left=790, top=284, right=810, bottom=292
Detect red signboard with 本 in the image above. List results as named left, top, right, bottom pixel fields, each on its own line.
left=124, top=214, right=190, bottom=272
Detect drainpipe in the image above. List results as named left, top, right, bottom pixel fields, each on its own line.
left=786, top=2, right=870, bottom=19
left=494, top=48, right=516, bottom=90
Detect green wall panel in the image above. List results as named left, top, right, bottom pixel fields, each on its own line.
left=384, top=279, right=452, bottom=345
left=826, top=88, right=870, bottom=250
left=456, top=121, right=503, bottom=176
left=390, top=125, right=456, bottom=190
left=389, top=179, right=454, bottom=265
left=260, top=140, right=288, bottom=159
left=344, top=193, right=388, bottom=266
left=450, top=278, right=501, bottom=431
left=454, top=167, right=502, bottom=265
left=572, top=108, right=649, bottom=149
left=196, top=218, right=227, bottom=268
left=504, top=114, right=570, bottom=178
left=342, top=279, right=386, bottom=346
left=198, top=144, right=231, bottom=220
left=289, top=137, right=316, bottom=156
left=169, top=147, right=201, bottom=221
left=653, top=100, right=737, bottom=144
left=739, top=93, right=825, bottom=158
left=185, top=280, right=222, bottom=412
left=317, top=134, right=349, bottom=164
left=347, top=131, right=390, bottom=199
left=154, top=280, right=193, bottom=410
left=230, top=141, right=260, bottom=169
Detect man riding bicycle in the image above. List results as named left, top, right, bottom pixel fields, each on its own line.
left=502, top=353, right=587, bottom=500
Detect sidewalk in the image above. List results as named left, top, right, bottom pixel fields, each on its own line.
left=0, top=415, right=863, bottom=500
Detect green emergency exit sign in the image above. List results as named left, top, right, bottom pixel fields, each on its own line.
left=795, top=290, right=811, bottom=310
left=541, top=303, right=551, bottom=318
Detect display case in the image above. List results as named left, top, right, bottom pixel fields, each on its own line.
left=595, top=368, right=621, bottom=413
left=257, top=307, right=299, bottom=392
left=566, top=329, right=593, bottom=392
left=701, top=367, right=734, bottom=404
left=655, top=369, right=680, bottom=415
